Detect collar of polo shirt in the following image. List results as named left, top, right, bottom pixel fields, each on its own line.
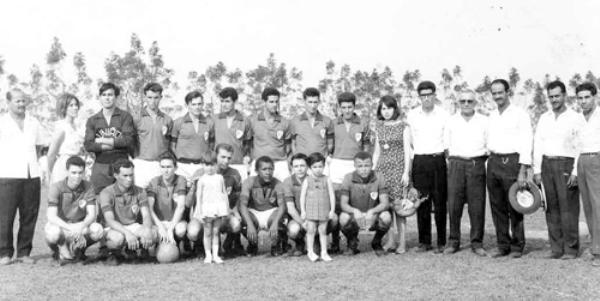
left=94, top=106, right=123, bottom=119
left=113, top=182, right=136, bottom=196
left=351, top=170, right=377, bottom=184
left=217, top=110, right=244, bottom=121
left=257, top=111, right=282, bottom=122
left=183, top=112, right=207, bottom=123
left=62, top=178, right=87, bottom=193
left=253, top=175, right=277, bottom=188
left=300, top=111, right=324, bottom=121
left=141, top=108, right=166, bottom=118
left=158, top=174, right=180, bottom=187
left=291, top=174, right=305, bottom=186
left=336, top=113, right=361, bottom=124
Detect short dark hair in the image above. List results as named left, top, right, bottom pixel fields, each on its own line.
left=417, top=81, right=436, bottom=94
left=143, top=82, right=163, bottom=95
left=261, top=87, right=280, bottom=101
left=65, top=156, right=86, bottom=170
left=158, top=152, right=177, bottom=167
left=219, top=87, right=238, bottom=102
left=337, top=92, right=356, bottom=105
left=303, top=87, right=320, bottom=100
left=377, top=95, right=401, bottom=121
left=290, top=153, right=309, bottom=165
left=56, top=93, right=80, bottom=119
left=491, top=79, right=510, bottom=92
left=353, top=151, right=372, bottom=161
left=215, top=143, right=234, bottom=155
left=307, top=152, right=326, bottom=167
left=255, top=156, right=274, bottom=171
left=576, top=82, right=598, bottom=96
left=185, top=90, right=203, bottom=105
left=112, top=158, right=134, bottom=175
left=202, top=152, right=218, bottom=166
left=547, top=80, right=566, bottom=94
left=99, top=82, right=120, bottom=97
left=6, top=89, right=27, bottom=102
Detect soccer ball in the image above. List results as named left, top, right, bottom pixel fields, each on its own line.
left=156, top=243, right=180, bottom=264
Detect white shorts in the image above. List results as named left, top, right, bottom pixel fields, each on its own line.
left=176, top=162, right=205, bottom=182
left=132, top=159, right=161, bottom=188
left=105, top=223, right=143, bottom=234
left=230, top=164, right=249, bottom=182
left=249, top=160, right=290, bottom=182
left=329, top=158, right=355, bottom=184
left=249, top=207, right=277, bottom=230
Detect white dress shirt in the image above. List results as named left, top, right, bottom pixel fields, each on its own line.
left=488, top=104, right=533, bottom=165
left=0, top=113, right=43, bottom=178
left=580, top=107, right=600, bottom=153
left=407, top=105, right=449, bottom=155
left=533, top=108, right=585, bottom=175
left=444, top=113, right=488, bottom=158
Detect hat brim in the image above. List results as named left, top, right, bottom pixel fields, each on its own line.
left=508, top=181, right=542, bottom=214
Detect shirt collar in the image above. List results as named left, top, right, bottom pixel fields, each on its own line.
left=113, top=183, right=135, bottom=196
left=258, top=111, right=282, bottom=122
left=158, top=174, right=180, bottom=188
left=253, top=176, right=277, bottom=188
left=218, top=110, right=244, bottom=121
left=351, top=170, right=376, bottom=184
left=183, top=112, right=207, bottom=123
left=141, top=108, right=165, bottom=118
left=62, top=178, right=86, bottom=193
left=300, top=111, right=324, bottom=121
left=94, top=107, right=123, bottom=119
left=337, top=114, right=361, bottom=125
left=291, top=174, right=305, bottom=186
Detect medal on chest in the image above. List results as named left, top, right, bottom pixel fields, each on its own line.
left=276, top=130, right=284, bottom=140
left=370, top=191, right=378, bottom=200
left=235, top=129, right=244, bottom=139
left=131, top=204, right=140, bottom=215
left=354, top=132, right=362, bottom=142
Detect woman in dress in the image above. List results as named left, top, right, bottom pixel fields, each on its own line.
left=47, top=93, right=85, bottom=184
left=372, top=95, right=411, bottom=254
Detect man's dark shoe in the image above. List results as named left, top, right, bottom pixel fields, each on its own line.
left=344, top=237, right=360, bottom=255
left=97, top=246, right=110, bottom=261
left=471, top=248, right=487, bottom=257
left=16, top=256, right=35, bottom=264
left=328, top=240, right=341, bottom=255
left=372, top=241, right=385, bottom=257
left=246, top=243, right=258, bottom=257
left=104, top=253, right=121, bottom=266
left=545, top=252, right=563, bottom=259
left=509, top=251, right=523, bottom=258
left=343, top=248, right=360, bottom=256
left=490, top=249, right=510, bottom=258
left=270, top=244, right=283, bottom=257
left=591, top=255, right=600, bottom=267
left=560, top=253, right=577, bottom=260
left=443, top=246, right=459, bottom=255
left=433, top=246, right=444, bottom=254
left=415, top=244, right=433, bottom=253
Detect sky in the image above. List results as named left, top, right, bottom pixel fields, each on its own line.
left=1, top=0, right=599, bottom=92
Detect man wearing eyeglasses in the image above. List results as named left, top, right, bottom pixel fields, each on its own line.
left=486, top=79, right=532, bottom=259
left=406, top=81, right=449, bottom=254
left=443, top=90, right=489, bottom=256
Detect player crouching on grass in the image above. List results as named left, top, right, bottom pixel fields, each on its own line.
left=146, top=153, right=189, bottom=257
left=45, top=156, right=103, bottom=265
left=99, top=159, right=156, bottom=265
left=339, top=151, right=392, bottom=256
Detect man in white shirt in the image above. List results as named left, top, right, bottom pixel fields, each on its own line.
left=575, top=82, right=600, bottom=266
left=486, top=79, right=533, bottom=259
left=443, top=89, right=488, bottom=256
left=533, top=80, right=585, bottom=260
left=0, top=89, right=44, bottom=265
left=407, top=81, right=449, bottom=253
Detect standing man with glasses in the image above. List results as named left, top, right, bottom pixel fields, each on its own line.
left=443, top=90, right=489, bottom=257
left=575, top=82, right=600, bottom=266
left=406, top=81, right=449, bottom=254
left=534, top=80, right=585, bottom=260
left=486, top=79, right=533, bottom=259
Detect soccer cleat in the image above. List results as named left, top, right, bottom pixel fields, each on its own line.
left=490, top=249, right=510, bottom=258
left=414, top=244, right=432, bottom=253
left=509, top=251, right=523, bottom=259
left=471, top=248, right=487, bottom=257
left=443, top=246, right=459, bottom=255
left=307, top=252, right=319, bottom=262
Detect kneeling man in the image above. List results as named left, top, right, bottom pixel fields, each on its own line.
left=146, top=153, right=188, bottom=249
left=339, top=151, right=391, bottom=256
left=45, top=156, right=103, bottom=264
left=239, top=156, right=287, bottom=256
left=99, top=159, right=155, bottom=265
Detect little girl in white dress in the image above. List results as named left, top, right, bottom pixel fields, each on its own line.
left=193, top=155, right=229, bottom=264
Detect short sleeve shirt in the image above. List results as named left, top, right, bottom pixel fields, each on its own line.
left=290, top=112, right=334, bottom=156
left=333, top=114, right=370, bottom=160
left=134, top=109, right=173, bottom=161
left=240, top=176, right=285, bottom=211
left=146, top=174, right=187, bottom=221
left=249, top=112, right=291, bottom=161
left=99, top=183, right=149, bottom=226
left=48, top=179, right=96, bottom=223
left=282, top=175, right=303, bottom=212
left=171, top=113, right=215, bottom=160
left=220, top=167, right=243, bottom=209
left=213, top=111, right=251, bottom=164
left=340, top=171, right=388, bottom=212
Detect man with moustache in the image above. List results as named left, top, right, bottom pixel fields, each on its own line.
left=443, top=90, right=489, bottom=256
left=406, top=81, right=449, bottom=254
left=575, top=82, right=600, bottom=266
left=534, top=80, right=585, bottom=260
left=486, top=79, right=533, bottom=259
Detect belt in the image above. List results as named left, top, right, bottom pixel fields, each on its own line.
left=580, top=152, right=600, bottom=156
left=490, top=152, right=519, bottom=157
left=178, top=158, right=203, bottom=164
left=414, top=152, right=445, bottom=157
left=448, top=155, right=488, bottom=162
left=542, top=155, right=573, bottom=161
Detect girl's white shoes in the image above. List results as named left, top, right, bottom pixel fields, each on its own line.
left=307, top=252, right=332, bottom=262
left=320, top=253, right=332, bottom=262
left=204, top=254, right=212, bottom=264
left=203, top=254, right=224, bottom=264
left=212, top=255, right=223, bottom=264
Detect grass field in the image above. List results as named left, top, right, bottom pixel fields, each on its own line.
left=1, top=187, right=599, bottom=300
